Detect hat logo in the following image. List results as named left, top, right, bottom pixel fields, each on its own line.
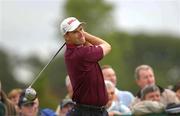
left=68, top=19, right=76, bottom=25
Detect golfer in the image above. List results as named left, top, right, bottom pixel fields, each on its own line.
left=60, top=17, right=111, bottom=116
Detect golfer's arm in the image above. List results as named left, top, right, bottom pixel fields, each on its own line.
left=84, top=41, right=92, bottom=46
left=84, top=32, right=111, bottom=56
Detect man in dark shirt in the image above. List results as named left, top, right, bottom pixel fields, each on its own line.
left=60, top=17, right=111, bottom=116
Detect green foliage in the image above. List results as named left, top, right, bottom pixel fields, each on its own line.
left=100, top=31, right=138, bottom=93
left=31, top=55, right=67, bottom=109
left=64, top=0, right=114, bottom=35
left=130, top=34, right=180, bottom=87
left=33, top=73, right=60, bottom=109
left=101, top=32, right=180, bottom=94
left=0, top=49, right=24, bottom=92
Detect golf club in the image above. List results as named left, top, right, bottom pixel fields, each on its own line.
left=25, top=42, right=66, bottom=101
left=28, top=42, right=66, bottom=88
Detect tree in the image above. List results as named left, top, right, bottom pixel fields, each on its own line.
left=64, top=0, right=114, bottom=35
left=0, top=48, right=24, bottom=92
left=101, top=32, right=180, bottom=94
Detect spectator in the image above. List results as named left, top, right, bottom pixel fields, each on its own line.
left=61, top=17, right=111, bottom=116
left=141, top=84, right=161, bottom=101
left=55, top=75, right=73, bottom=115
left=131, top=84, right=165, bottom=115
left=102, top=65, right=134, bottom=107
left=18, top=88, right=56, bottom=116
left=131, top=64, right=179, bottom=107
left=0, top=101, right=6, bottom=116
left=59, top=98, right=75, bottom=116
left=8, top=88, right=22, bottom=113
left=173, top=82, right=180, bottom=100
left=18, top=90, right=39, bottom=116
left=8, top=88, right=22, bottom=105
left=0, top=81, right=17, bottom=115
left=105, top=80, right=131, bottom=116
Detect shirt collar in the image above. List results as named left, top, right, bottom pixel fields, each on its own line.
left=66, top=44, right=83, bottom=48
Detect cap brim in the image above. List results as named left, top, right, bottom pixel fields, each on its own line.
left=68, top=22, right=85, bottom=32
left=21, top=101, right=34, bottom=106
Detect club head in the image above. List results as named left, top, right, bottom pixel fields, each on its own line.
left=25, top=87, right=37, bottom=101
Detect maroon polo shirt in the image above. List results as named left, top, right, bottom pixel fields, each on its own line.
left=65, top=44, right=108, bottom=106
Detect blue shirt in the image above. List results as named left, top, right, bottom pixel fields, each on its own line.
left=107, top=101, right=132, bottom=115
left=115, top=88, right=134, bottom=107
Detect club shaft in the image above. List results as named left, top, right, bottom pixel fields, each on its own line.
left=28, top=42, right=66, bottom=88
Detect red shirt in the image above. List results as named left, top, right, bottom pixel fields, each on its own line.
left=65, top=44, right=108, bottom=106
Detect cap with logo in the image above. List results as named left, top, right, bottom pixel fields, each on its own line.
left=60, top=17, right=83, bottom=35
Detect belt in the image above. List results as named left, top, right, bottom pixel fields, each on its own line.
left=76, top=104, right=106, bottom=111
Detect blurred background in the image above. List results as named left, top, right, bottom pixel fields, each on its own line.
left=0, top=0, right=180, bottom=109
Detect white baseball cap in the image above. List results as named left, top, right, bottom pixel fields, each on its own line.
left=60, top=17, right=83, bottom=35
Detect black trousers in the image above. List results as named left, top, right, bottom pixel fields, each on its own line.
left=67, top=104, right=108, bottom=116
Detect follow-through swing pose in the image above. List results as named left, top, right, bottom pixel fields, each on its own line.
left=61, top=17, right=111, bottom=116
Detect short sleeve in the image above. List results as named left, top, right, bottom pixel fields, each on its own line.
left=81, top=45, right=103, bottom=62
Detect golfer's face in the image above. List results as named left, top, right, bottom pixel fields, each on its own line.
left=68, top=25, right=85, bottom=45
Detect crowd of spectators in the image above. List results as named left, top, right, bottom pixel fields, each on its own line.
left=1, top=64, right=180, bottom=116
